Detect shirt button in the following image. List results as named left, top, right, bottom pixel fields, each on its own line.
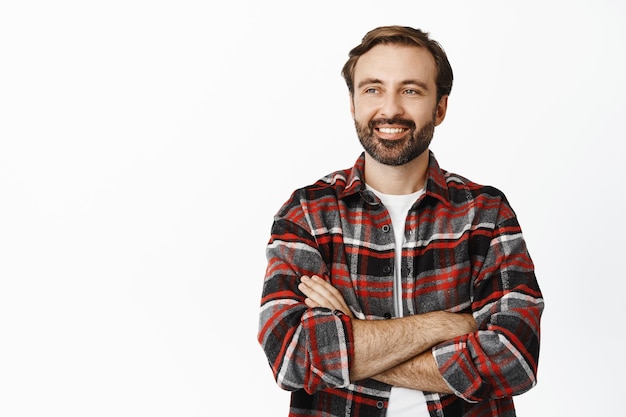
left=382, top=266, right=391, bottom=274
left=377, top=400, right=384, bottom=409
left=382, top=224, right=391, bottom=233
left=383, top=312, right=392, bottom=319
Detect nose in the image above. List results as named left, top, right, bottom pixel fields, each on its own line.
left=379, top=93, right=404, bottom=119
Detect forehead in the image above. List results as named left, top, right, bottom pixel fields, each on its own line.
left=353, top=44, right=437, bottom=86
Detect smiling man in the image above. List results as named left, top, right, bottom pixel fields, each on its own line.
left=353, top=44, right=443, bottom=170
left=258, top=26, right=543, bottom=417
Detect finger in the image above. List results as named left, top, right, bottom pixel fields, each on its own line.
left=304, top=277, right=342, bottom=308
left=308, top=276, right=352, bottom=312
left=305, top=276, right=342, bottom=302
left=300, top=283, right=335, bottom=308
left=308, top=277, right=354, bottom=318
left=300, top=277, right=354, bottom=318
left=304, top=297, right=319, bottom=309
left=298, top=281, right=317, bottom=299
left=299, top=279, right=333, bottom=307
left=299, top=280, right=341, bottom=311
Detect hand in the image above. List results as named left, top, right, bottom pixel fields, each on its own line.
left=299, top=275, right=355, bottom=319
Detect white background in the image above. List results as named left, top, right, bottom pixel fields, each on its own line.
left=1, top=1, right=624, bottom=416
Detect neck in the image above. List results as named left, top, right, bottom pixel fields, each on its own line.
left=364, top=151, right=429, bottom=195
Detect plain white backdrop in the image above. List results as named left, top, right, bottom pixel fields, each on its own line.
left=1, top=1, right=624, bottom=416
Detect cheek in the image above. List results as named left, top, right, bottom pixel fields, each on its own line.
left=412, top=108, right=437, bottom=124
left=352, top=103, right=376, bottom=122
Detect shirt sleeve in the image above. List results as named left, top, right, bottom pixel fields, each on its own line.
left=257, top=195, right=354, bottom=394
left=432, top=196, right=544, bottom=402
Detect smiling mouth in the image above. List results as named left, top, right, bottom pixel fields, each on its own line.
left=377, top=127, right=407, bottom=134
left=374, top=126, right=410, bottom=141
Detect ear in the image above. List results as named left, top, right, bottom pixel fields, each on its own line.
left=434, top=95, right=448, bottom=126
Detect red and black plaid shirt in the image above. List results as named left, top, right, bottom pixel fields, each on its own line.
left=258, top=152, right=543, bottom=417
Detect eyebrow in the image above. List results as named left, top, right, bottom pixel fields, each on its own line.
left=356, top=78, right=430, bottom=91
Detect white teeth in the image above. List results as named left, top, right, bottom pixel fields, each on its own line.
left=378, top=127, right=405, bottom=134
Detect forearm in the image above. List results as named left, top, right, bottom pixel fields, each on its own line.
left=259, top=302, right=353, bottom=392
left=372, top=351, right=453, bottom=393
left=297, top=276, right=477, bottom=386
left=260, top=229, right=354, bottom=393
left=430, top=214, right=544, bottom=401
left=350, top=311, right=475, bottom=381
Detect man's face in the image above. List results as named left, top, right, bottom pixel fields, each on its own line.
left=350, top=44, right=447, bottom=166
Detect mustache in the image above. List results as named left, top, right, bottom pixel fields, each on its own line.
left=369, top=118, right=415, bottom=129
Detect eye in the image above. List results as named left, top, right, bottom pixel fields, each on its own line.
left=404, top=89, right=422, bottom=96
left=364, top=87, right=379, bottom=94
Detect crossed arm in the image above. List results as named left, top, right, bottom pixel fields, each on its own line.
left=298, top=275, right=476, bottom=393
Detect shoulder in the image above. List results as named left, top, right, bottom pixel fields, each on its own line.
left=281, top=155, right=364, bottom=208
left=440, top=169, right=519, bottom=224
left=444, top=170, right=507, bottom=203
left=427, top=152, right=508, bottom=210
left=276, top=164, right=358, bottom=218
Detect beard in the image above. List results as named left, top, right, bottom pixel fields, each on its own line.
left=355, top=114, right=436, bottom=166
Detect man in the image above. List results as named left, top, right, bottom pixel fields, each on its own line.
left=258, top=25, right=543, bottom=417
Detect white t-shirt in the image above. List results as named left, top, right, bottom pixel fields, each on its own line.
left=367, top=185, right=430, bottom=417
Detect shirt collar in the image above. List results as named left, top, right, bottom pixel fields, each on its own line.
left=338, top=151, right=452, bottom=207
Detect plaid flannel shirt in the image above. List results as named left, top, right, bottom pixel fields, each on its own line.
left=258, top=152, right=543, bottom=417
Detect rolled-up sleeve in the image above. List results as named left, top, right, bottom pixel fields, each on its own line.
left=258, top=197, right=354, bottom=394
left=432, top=208, right=544, bottom=402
